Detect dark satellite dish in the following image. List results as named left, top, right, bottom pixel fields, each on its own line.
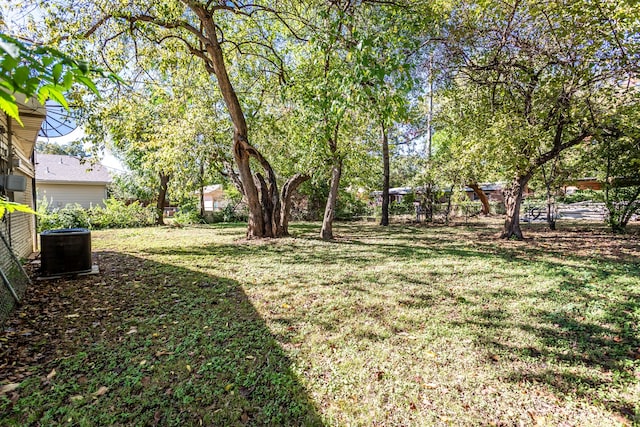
left=38, top=100, right=77, bottom=138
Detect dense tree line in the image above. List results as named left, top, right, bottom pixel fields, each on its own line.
left=2, top=0, right=638, bottom=237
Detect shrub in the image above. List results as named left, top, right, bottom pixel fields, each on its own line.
left=389, top=200, right=414, bottom=216
left=173, top=206, right=203, bottom=226
left=558, top=189, right=604, bottom=204
left=37, top=198, right=156, bottom=232
left=336, top=192, right=372, bottom=220
left=221, top=203, right=248, bottom=223
left=89, top=199, right=156, bottom=229
left=37, top=203, right=89, bottom=232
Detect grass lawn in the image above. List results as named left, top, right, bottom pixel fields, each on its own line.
left=1, top=219, right=639, bottom=426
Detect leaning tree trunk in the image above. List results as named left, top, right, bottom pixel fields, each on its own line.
left=93, top=3, right=309, bottom=239
left=156, top=172, right=170, bottom=226
left=196, top=5, right=271, bottom=238
left=468, top=182, right=490, bottom=215
left=321, top=158, right=343, bottom=240
left=233, top=139, right=267, bottom=237
left=501, top=174, right=532, bottom=239
left=380, top=122, right=390, bottom=226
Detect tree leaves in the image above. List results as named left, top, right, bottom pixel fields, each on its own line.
left=0, top=90, right=20, bottom=125
left=0, top=198, right=37, bottom=219
left=0, top=32, right=118, bottom=125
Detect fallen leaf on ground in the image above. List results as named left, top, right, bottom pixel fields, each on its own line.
left=46, top=369, right=56, bottom=380
left=528, top=410, right=546, bottom=426
left=92, top=386, right=109, bottom=397
left=0, top=383, right=20, bottom=395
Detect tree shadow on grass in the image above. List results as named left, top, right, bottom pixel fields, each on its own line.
left=136, top=222, right=639, bottom=422
left=0, top=251, right=323, bottom=427
left=453, top=286, right=640, bottom=423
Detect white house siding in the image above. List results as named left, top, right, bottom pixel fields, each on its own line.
left=0, top=113, right=38, bottom=258
left=0, top=100, right=45, bottom=324
left=37, top=183, right=108, bottom=209
left=8, top=176, right=36, bottom=258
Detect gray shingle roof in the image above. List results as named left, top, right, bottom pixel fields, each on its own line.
left=35, top=154, right=111, bottom=184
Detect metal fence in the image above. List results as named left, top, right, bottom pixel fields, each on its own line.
left=0, top=232, right=31, bottom=326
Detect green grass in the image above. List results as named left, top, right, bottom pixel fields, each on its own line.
left=1, top=220, right=639, bottom=426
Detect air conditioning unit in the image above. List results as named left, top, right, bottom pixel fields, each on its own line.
left=1, top=175, right=27, bottom=192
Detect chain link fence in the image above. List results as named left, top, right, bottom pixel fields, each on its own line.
left=0, top=232, right=31, bottom=326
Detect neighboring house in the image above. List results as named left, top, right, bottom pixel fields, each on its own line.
left=374, top=183, right=535, bottom=205
left=198, top=184, right=228, bottom=212
left=372, top=187, right=415, bottom=204
left=35, top=154, right=111, bottom=209
left=563, top=177, right=603, bottom=194
left=0, top=97, right=46, bottom=258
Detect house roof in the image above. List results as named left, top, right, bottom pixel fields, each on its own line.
left=463, top=183, right=504, bottom=192
left=201, top=184, right=223, bottom=194
left=35, top=154, right=111, bottom=185
left=5, top=93, right=47, bottom=159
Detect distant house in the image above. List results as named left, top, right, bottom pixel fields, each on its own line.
left=372, top=187, right=416, bottom=204
left=374, top=183, right=533, bottom=205
left=35, top=154, right=111, bottom=209
left=198, top=184, right=228, bottom=212
left=563, top=177, right=602, bottom=194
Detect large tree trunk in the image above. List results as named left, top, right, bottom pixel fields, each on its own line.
left=280, top=173, right=310, bottom=236
left=252, top=148, right=282, bottom=236
left=156, top=172, right=170, bottom=226
left=321, top=159, right=342, bottom=240
left=501, top=174, right=532, bottom=239
left=380, top=122, right=390, bottom=226
left=468, top=182, right=490, bottom=215
left=500, top=129, right=590, bottom=239
left=233, top=141, right=267, bottom=237
left=195, top=5, right=273, bottom=238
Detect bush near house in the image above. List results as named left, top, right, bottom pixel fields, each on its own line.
left=335, top=191, right=371, bottom=220
left=172, top=200, right=203, bottom=226
left=210, top=203, right=249, bottom=223
left=37, top=198, right=156, bottom=232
